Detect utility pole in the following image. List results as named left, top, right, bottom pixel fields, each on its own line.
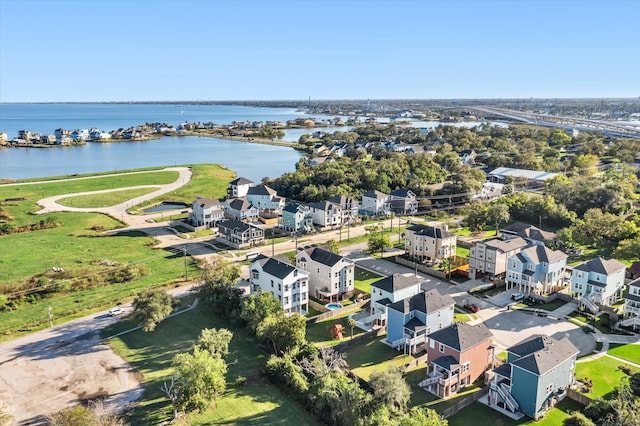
left=48, top=305, right=53, bottom=327
left=183, top=246, right=188, bottom=281
left=271, top=228, right=275, bottom=256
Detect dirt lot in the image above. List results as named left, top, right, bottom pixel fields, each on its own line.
left=0, top=309, right=142, bottom=425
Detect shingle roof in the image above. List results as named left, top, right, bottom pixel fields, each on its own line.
left=218, top=219, right=251, bottom=232
left=247, top=184, right=276, bottom=196
left=194, top=196, right=221, bottom=209
left=502, top=222, right=556, bottom=241
left=389, top=188, right=415, bottom=198
left=371, top=273, right=421, bottom=293
left=510, top=336, right=578, bottom=376
left=520, top=244, right=567, bottom=265
left=406, top=224, right=455, bottom=239
left=432, top=355, right=459, bottom=370
left=304, top=246, right=347, bottom=267
left=362, top=189, right=388, bottom=200
left=230, top=177, right=253, bottom=185
left=283, top=203, right=304, bottom=213
left=252, top=255, right=300, bottom=280
left=227, top=198, right=254, bottom=211
left=484, top=237, right=528, bottom=252
left=308, top=200, right=341, bottom=212
left=428, top=322, right=493, bottom=352
left=388, top=289, right=455, bottom=315
left=574, top=257, right=626, bottom=275
left=404, top=317, right=427, bottom=331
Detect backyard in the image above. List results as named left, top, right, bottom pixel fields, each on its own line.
left=607, top=343, right=640, bottom=364
left=306, top=309, right=368, bottom=347
left=575, top=356, right=638, bottom=399
left=353, top=267, right=383, bottom=293
left=343, top=336, right=412, bottom=380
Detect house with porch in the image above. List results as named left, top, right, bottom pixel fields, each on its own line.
left=487, top=335, right=579, bottom=420
left=501, top=222, right=556, bottom=246
left=216, top=219, right=264, bottom=248
left=228, top=177, right=254, bottom=198
left=295, top=246, right=354, bottom=302
left=469, top=237, right=529, bottom=280
left=404, top=224, right=456, bottom=263
left=246, top=184, right=285, bottom=216
left=189, top=196, right=224, bottom=228
left=360, top=190, right=391, bottom=216
left=389, top=189, right=418, bottom=215
left=368, top=274, right=422, bottom=326
left=570, top=257, right=626, bottom=313
left=307, top=200, right=343, bottom=229
left=327, top=194, right=360, bottom=223
left=386, top=289, right=455, bottom=355
left=421, top=322, right=494, bottom=399
left=223, top=198, right=259, bottom=222
left=505, top=244, right=568, bottom=296
left=249, top=255, right=309, bottom=314
left=280, top=203, right=313, bottom=234
left=620, top=277, right=640, bottom=330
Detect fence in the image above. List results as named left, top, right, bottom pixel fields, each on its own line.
left=333, top=327, right=385, bottom=352
left=306, top=299, right=369, bottom=324
left=403, top=353, right=428, bottom=370
left=440, top=388, right=489, bottom=418
left=394, top=256, right=447, bottom=279
left=566, top=388, right=592, bottom=406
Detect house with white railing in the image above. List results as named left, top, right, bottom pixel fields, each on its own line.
left=249, top=255, right=309, bottom=314
left=570, top=257, right=626, bottom=313
left=367, top=274, right=422, bottom=326
left=621, top=277, right=640, bottom=330
left=295, top=246, right=354, bottom=302
left=505, top=244, right=568, bottom=296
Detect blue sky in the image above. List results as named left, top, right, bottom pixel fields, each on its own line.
left=1, top=0, right=638, bottom=102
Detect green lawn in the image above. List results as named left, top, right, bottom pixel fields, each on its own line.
left=343, top=337, right=412, bottom=380
left=607, top=343, right=640, bottom=365
left=575, top=356, right=638, bottom=399
left=456, top=246, right=470, bottom=258
left=454, top=311, right=475, bottom=323
left=106, top=304, right=319, bottom=425
left=404, top=364, right=484, bottom=411
left=306, top=310, right=367, bottom=347
left=568, top=312, right=611, bottom=334
left=57, top=187, right=160, bottom=208
left=354, top=267, right=383, bottom=293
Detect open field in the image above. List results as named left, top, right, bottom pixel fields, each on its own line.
left=575, top=356, right=638, bottom=399
left=57, top=187, right=160, bottom=208
left=105, top=304, right=320, bottom=425
left=607, top=343, right=640, bottom=364
left=353, top=266, right=383, bottom=293
left=343, top=337, right=411, bottom=380
left=0, top=165, right=234, bottom=340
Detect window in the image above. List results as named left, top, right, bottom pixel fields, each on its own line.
left=545, top=383, right=553, bottom=394
left=284, top=285, right=289, bottom=292
left=271, top=280, right=274, bottom=288
left=278, top=283, right=281, bottom=291
left=251, top=270, right=259, bottom=279
left=439, top=322, right=442, bottom=329
left=284, top=296, right=289, bottom=305
left=462, top=362, right=470, bottom=372
left=429, top=339, right=435, bottom=349
left=439, top=343, right=445, bottom=353
left=512, top=261, right=516, bottom=268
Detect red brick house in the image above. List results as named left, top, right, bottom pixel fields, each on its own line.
left=420, top=322, right=494, bottom=398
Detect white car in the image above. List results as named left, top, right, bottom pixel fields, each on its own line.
left=511, top=292, right=524, bottom=302
left=108, top=307, right=126, bottom=317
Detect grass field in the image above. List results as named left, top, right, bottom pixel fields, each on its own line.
left=57, top=187, right=160, bottom=208
left=306, top=310, right=367, bottom=347
left=343, top=337, right=411, bottom=380
left=353, top=267, right=383, bottom=293
left=575, top=356, right=638, bottom=398
left=0, top=164, right=235, bottom=340
left=607, top=343, right=640, bottom=365
left=105, top=304, right=320, bottom=425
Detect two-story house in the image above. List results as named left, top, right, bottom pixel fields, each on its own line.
left=405, top=224, right=457, bottom=263
left=570, top=257, right=626, bottom=313
left=223, top=198, right=259, bottom=222
left=505, top=245, right=568, bottom=296
left=488, top=335, right=579, bottom=420
left=389, top=189, right=418, bottom=215
left=249, top=255, right=309, bottom=314
left=368, top=274, right=422, bottom=326
left=216, top=219, right=264, bottom=248
left=621, top=277, right=640, bottom=330
left=246, top=184, right=285, bottom=216
left=421, top=322, right=494, bottom=398
left=469, top=237, right=529, bottom=280
left=360, top=190, right=391, bottom=216
left=280, top=203, right=313, bottom=234
left=228, top=177, right=254, bottom=198
left=295, top=246, right=355, bottom=302
left=327, top=195, right=360, bottom=223
left=501, top=222, right=556, bottom=246
left=307, top=200, right=343, bottom=229
left=386, top=289, right=455, bottom=355
left=189, top=196, right=224, bottom=228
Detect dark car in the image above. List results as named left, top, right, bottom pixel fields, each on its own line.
left=463, top=303, right=480, bottom=313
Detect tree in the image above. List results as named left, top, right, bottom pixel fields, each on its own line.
left=132, top=288, right=176, bottom=332
left=563, top=412, right=596, bottom=426
left=347, top=318, right=357, bottom=339
left=256, top=313, right=306, bottom=354
left=487, top=203, right=510, bottom=236
left=173, top=347, right=227, bottom=412
left=365, top=223, right=390, bottom=255
left=398, top=407, right=448, bottom=425
left=240, top=291, right=282, bottom=332
left=462, top=201, right=488, bottom=233
left=160, top=375, right=180, bottom=422
left=326, top=239, right=340, bottom=254
left=196, top=255, right=243, bottom=320
left=629, top=372, right=640, bottom=397
left=47, top=401, right=124, bottom=426
left=194, top=328, right=233, bottom=359
left=369, top=366, right=411, bottom=412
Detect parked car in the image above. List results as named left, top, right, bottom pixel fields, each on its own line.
left=511, top=292, right=524, bottom=302
left=463, top=303, right=480, bottom=313
left=108, top=307, right=126, bottom=317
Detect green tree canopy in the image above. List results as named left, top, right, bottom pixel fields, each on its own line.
left=256, top=313, right=307, bottom=354
left=369, top=366, right=411, bottom=412
left=194, top=327, right=233, bottom=359
left=132, top=288, right=176, bottom=332
left=240, top=291, right=282, bottom=332
left=173, top=347, right=227, bottom=412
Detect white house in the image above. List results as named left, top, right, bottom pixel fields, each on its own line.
left=571, top=257, right=626, bottom=313
left=189, top=196, right=224, bottom=228
left=368, top=273, right=422, bottom=326
left=223, top=198, right=259, bottom=221
left=249, top=255, right=309, bottom=314
left=621, top=278, right=640, bottom=330
left=295, top=246, right=355, bottom=302
left=405, top=224, right=456, bottom=263
left=469, top=237, right=529, bottom=280
left=506, top=244, right=568, bottom=296
left=228, top=177, right=254, bottom=198
left=327, top=195, right=360, bottom=223
left=361, top=190, right=390, bottom=216
left=307, top=200, right=343, bottom=228
left=389, top=189, right=418, bottom=215
left=246, top=184, right=285, bottom=216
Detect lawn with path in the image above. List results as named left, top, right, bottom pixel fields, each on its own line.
left=57, top=187, right=160, bottom=208
left=607, top=343, right=640, bottom=365
left=575, top=356, right=638, bottom=399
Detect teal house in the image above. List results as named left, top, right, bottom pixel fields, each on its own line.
left=488, top=335, right=579, bottom=420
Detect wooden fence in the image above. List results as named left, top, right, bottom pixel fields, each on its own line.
left=333, top=327, right=385, bottom=352
left=566, top=388, right=592, bottom=406
left=440, top=388, right=489, bottom=418
left=306, top=299, right=369, bottom=324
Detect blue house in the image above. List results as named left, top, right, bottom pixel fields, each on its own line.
left=386, top=289, right=455, bottom=355
left=488, top=335, right=579, bottom=420
left=280, top=203, right=313, bottom=234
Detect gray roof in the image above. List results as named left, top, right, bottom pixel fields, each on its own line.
left=308, top=200, right=341, bottom=212
left=406, top=224, right=455, bottom=239
left=371, top=273, right=421, bottom=293
left=520, top=244, right=567, bottom=265
left=508, top=335, right=579, bottom=376
left=489, top=167, right=558, bottom=182
left=218, top=219, right=252, bottom=232
left=388, top=289, right=455, bottom=315
left=247, top=184, right=276, bottom=196
left=327, top=194, right=357, bottom=207
left=362, top=189, right=388, bottom=200
left=432, top=355, right=459, bottom=371
left=502, top=222, right=556, bottom=242
left=283, top=203, right=303, bottom=213
left=428, top=322, right=493, bottom=352
left=303, top=246, right=347, bottom=267
left=404, top=317, right=427, bottom=331
left=629, top=277, right=640, bottom=289
left=389, top=188, right=415, bottom=198
left=227, top=198, right=255, bottom=211
left=230, top=177, right=253, bottom=185
left=252, top=255, right=298, bottom=280
left=194, top=196, right=221, bottom=209
left=484, top=237, right=528, bottom=252
left=574, top=257, right=626, bottom=275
